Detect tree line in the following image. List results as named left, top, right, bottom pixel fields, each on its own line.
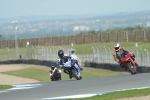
left=78, top=25, right=150, bottom=35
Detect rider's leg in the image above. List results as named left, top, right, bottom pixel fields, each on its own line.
left=63, top=69, right=67, bottom=73
left=50, top=76, right=54, bottom=81
left=120, top=62, right=124, bottom=68
left=63, top=68, right=73, bottom=79
left=130, top=52, right=138, bottom=66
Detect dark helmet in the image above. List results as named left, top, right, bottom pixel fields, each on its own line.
left=51, top=64, right=55, bottom=70
left=71, top=50, right=75, bottom=54
left=58, top=50, right=64, bottom=58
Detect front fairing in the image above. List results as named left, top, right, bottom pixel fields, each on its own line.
left=120, top=53, right=131, bottom=62
left=62, top=57, right=75, bottom=68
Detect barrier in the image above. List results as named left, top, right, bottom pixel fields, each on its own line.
left=84, top=61, right=150, bottom=73
left=0, top=60, right=59, bottom=68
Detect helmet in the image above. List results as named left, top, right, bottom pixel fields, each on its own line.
left=114, top=43, right=120, bottom=51
left=58, top=50, right=64, bottom=58
left=71, top=50, right=75, bottom=54
left=51, top=64, right=55, bottom=70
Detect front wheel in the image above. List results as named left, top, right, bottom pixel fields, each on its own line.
left=71, top=68, right=81, bottom=80
left=126, top=63, right=135, bottom=75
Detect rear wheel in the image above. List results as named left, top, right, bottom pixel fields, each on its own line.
left=126, top=63, right=135, bottom=75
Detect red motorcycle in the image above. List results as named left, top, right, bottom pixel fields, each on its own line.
left=49, top=67, right=62, bottom=81
left=116, top=51, right=137, bottom=75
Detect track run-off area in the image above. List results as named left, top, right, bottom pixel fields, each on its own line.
left=0, top=72, right=150, bottom=100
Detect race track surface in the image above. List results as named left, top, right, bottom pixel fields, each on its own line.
left=0, top=73, right=150, bottom=100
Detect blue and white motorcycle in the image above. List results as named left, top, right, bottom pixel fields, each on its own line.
left=59, top=56, right=82, bottom=80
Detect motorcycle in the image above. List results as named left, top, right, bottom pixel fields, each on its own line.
left=62, top=57, right=82, bottom=80
left=116, top=51, right=137, bottom=75
left=50, top=67, right=61, bottom=81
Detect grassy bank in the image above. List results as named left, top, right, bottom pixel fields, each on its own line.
left=0, top=42, right=150, bottom=56
left=1, top=66, right=128, bottom=82
left=0, top=85, right=13, bottom=90
left=64, top=42, right=150, bottom=54
left=70, top=88, right=150, bottom=100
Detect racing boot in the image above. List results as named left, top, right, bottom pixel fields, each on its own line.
left=69, top=75, right=72, bottom=79
left=79, top=67, right=83, bottom=71
left=63, top=69, right=67, bottom=73
left=68, top=71, right=73, bottom=79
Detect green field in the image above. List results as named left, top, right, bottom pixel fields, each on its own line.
left=0, top=85, right=13, bottom=90
left=70, top=88, right=150, bottom=100
left=66, top=42, right=150, bottom=54
left=1, top=66, right=127, bottom=82
left=1, top=42, right=150, bottom=56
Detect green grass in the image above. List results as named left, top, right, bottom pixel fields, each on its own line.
left=0, top=85, right=13, bottom=90
left=2, top=67, right=50, bottom=82
left=2, top=67, right=127, bottom=82
left=70, top=88, right=150, bottom=100
left=63, top=42, right=150, bottom=54
left=80, top=67, right=126, bottom=78
left=1, top=42, right=150, bottom=57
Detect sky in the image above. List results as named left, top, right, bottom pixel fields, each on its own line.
left=0, top=0, right=150, bottom=18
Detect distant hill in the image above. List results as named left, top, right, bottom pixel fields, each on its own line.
left=0, top=10, right=150, bottom=40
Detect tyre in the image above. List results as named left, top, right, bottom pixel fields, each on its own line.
left=126, top=63, right=135, bottom=75
left=71, top=67, right=81, bottom=80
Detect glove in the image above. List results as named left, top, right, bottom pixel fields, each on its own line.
left=115, top=59, right=120, bottom=63
left=112, top=52, right=115, bottom=56
left=57, top=58, right=60, bottom=62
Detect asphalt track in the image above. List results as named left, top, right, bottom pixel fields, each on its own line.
left=1, top=73, right=150, bottom=100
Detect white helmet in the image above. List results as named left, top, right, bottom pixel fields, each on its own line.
left=114, top=43, right=120, bottom=51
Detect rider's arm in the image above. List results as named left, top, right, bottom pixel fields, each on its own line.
left=57, top=59, right=63, bottom=65
left=58, top=69, right=62, bottom=73
left=112, top=51, right=120, bottom=63
left=49, top=70, right=53, bottom=76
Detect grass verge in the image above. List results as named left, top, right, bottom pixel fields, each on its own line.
left=69, top=88, right=150, bottom=100
left=1, top=67, right=128, bottom=82
left=0, top=85, right=13, bottom=90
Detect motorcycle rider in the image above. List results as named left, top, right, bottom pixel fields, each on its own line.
left=57, top=50, right=82, bottom=79
left=70, top=49, right=83, bottom=70
left=49, top=64, right=61, bottom=81
left=112, top=43, right=138, bottom=69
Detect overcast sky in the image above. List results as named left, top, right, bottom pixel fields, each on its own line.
left=0, top=0, right=150, bottom=18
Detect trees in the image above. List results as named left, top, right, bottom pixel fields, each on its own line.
left=78, top=25, right=150, bottom=35
left=0, top=34, right=2, bottom=39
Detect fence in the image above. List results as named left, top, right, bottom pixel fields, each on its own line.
left=91, top=46, right=150, bottom=67
left=0, top=30, right=150, bottom=49
left=1, top=45, right=150, bottom=67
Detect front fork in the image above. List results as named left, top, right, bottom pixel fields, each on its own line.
left=74, top=63, right=81, bottom=76
left=130, top=59, right=137, bottom=71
